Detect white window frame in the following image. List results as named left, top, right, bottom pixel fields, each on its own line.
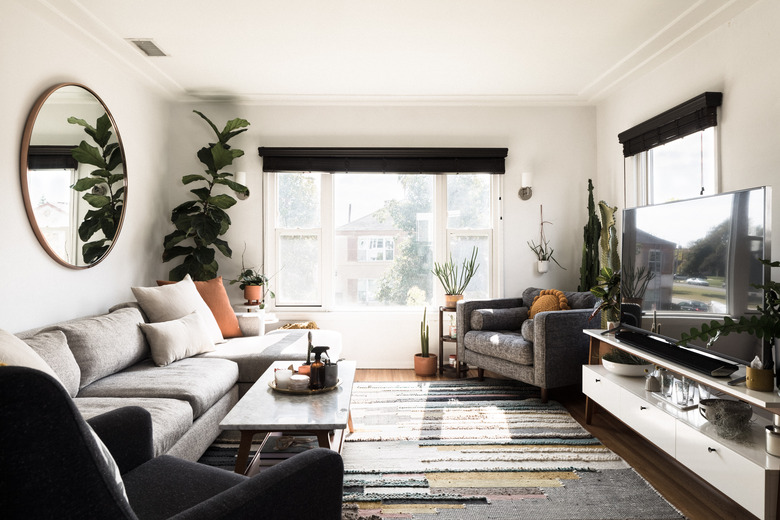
left=263, top=172, right=503, bottom=311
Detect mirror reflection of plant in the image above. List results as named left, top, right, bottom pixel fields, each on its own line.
left=163, top=111, right=250, bottom=281
left=621, top=260, right=656, bottom=300
left=679, top=258, right=780, bottom=370
left=68, top=113, right=124, bottom=263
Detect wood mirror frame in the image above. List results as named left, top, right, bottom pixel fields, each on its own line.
left=20, top=83, right=127, bottom=269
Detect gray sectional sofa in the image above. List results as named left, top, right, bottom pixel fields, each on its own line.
left=16, top=304, right=342, bottom=462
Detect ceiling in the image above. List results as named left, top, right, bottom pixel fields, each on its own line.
left=32, top=0, right=756, bottom=105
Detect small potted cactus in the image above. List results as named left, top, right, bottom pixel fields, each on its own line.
left=414, top=308, right=437, bottom=376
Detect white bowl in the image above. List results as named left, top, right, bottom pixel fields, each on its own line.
left=602, top=358, right=653, bottom=377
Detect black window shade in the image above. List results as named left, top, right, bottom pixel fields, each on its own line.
left=257, top=147, right=507, bottom=174
left=618, top=92, right=722, bottom=157
left=27, top=145, right=78, bottom=170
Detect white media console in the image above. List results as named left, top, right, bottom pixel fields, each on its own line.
left=583, top=329, right=780, bottom=520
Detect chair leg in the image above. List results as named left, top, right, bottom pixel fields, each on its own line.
left=477, top=368, right=484, bottom=380
left=540, top=387, right=549, bottom=403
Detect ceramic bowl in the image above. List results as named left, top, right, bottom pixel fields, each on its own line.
left=601, top=359, right=653, bottom=377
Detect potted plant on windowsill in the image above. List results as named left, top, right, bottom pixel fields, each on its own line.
left=528, top=205, right=565, bottom=273
left=414, top=308, right=437, bottom=376
left=432, top=246, right=479, bottom=308
left=229, top=262, right=275, bottom=308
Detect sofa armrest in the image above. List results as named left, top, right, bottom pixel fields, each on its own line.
left=171, top=448, right=343, bottom=520
left=87, top=406, right=154, bottom=474
left=456, top=297, right=524, bottom=360
left=532, top=309, right=596, bottom=388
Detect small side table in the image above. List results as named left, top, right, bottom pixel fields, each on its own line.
left=438, top=306, right=468, bottom=378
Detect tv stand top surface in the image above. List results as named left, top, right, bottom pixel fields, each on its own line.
left=584, top=329, right=780, bottom=411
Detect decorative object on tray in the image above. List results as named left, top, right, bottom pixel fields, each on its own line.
left=528, top=205, right=565, bottom=273
left=601, top=349, right=652, bottom=377
left=698, top=398, right=753, bottom=440
left=432, top=246, right=479, bottom=307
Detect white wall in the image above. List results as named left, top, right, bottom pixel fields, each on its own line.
left=595, top=0, right=780, bottom=340
left=167, top=103, right=597, bottom=367
left=0, top=1, right=170, bottom=331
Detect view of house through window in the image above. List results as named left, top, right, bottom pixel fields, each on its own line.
left=270, top=172, right=496, bottom=308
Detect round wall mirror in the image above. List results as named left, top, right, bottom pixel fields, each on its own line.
left=20, top=83, right=127, bottom=268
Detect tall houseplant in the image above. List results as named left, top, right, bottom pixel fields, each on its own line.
left=68, top=113, right=125, bottom=264
left=163, top=111, right=249, bottom=281
left=432, top=246, right=479, bottom=307
left=578, top=179, right=601, bottom=291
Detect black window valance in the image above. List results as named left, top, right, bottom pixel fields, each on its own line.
left=27, top=145, right=78, bottom=170
left=257, top=147, right=507, bottom=174
left=618, top=92, right=722, bottom=157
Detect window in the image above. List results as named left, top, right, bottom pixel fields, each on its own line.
left=619, top=92, right=721, bottom=206
left=266, top=171, right=500, bottom=309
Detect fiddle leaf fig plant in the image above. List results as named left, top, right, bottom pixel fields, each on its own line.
left=163, top=111, right=250, bottom=281
left=68, top=113, right=125, bottom=264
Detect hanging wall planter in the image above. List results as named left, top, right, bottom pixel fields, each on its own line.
left=537, top=261, right=550, bottom=274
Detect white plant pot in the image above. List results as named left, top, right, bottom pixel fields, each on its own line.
left=537, top=260, right=549, bottom=273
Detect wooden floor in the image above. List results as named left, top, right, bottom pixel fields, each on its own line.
left=355, top=369, right=757, bottom=520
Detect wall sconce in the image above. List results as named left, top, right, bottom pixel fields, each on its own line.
left=235, top=171, right=249, bottom=200
left=518, top=172, right=533, bottom=200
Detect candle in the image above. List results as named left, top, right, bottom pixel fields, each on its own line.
left=275, top=369, right=293, bottom=389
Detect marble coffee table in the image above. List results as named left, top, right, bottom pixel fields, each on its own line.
left=220, top=360, right=356, bottom=475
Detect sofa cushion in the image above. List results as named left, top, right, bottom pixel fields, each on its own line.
left=76, top=397, right=194, bottom=457
left=54, top=307, right=149, bottom=390
left=470, top=307, right=527, bottom=331
left=463, top=330, right=533, bottom=365
left=0, top=329, right=64, bottom=384
left=523, top=287, right=596, bottom=310
left=198, top=329, right=343, bottom=385
left=520, top=319, right=534, bottom=342
left=132, top=275, right=224, bottom=345
left=77, top=357, right=238, bottom=419
left=529, top=289, right=570, bottom=318
left=22, top=330, right=81, bottom=397
left=157, top=277, right=242, bottom=339
left=139, top=312, right=215, bottom=367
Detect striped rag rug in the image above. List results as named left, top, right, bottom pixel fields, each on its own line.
left=340, top=379, right=684, bottom=520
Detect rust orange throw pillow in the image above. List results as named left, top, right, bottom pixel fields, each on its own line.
left=528, top=289, right=570, bottom=319
left=157, top=277, right=242, bottom=338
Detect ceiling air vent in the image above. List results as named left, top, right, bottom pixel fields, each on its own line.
left=128, top=39, right=167, bottom=57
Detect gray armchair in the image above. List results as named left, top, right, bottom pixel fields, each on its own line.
left=456, top=287, right=598, bottom=402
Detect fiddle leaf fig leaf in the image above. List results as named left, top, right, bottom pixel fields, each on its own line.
left=190, top=187, right=211, bottom=202
left=208, top=194, right=237, bottom=210
left=82, top=239, right=109, bottom=264
left=192, top=213, right=220, bottom=242
left=72, top=141, right=107, bottom=168
left=182, top=174, right=207, bottom=185
left=83, top=193, right=110, bottom=208
left=71, top=177, right=105, bottom=192
left=213, top=238, right=232, bottom=258
left=93, top=113, right=113, bottom=148
left=210, top=143, right=235, bottom=172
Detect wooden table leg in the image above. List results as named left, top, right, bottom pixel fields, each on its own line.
left=235, top=430, right=266, bottom=474
left=348, top=411, right=354, bottom=434
left=315, top=430, right=331, bottom=449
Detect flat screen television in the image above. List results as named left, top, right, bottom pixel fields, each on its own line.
left=621, top=186, right=771, bottom=366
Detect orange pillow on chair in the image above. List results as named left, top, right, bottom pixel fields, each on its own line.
left=157, top=277, right=242, bottom=338
left=528, top=289, right=570, bottom=319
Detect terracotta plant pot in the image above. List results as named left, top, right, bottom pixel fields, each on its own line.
left=444, top=294, right=463, bottom=309
left=243, top=285, right=262, bottom=305
left=414, top=353, right=438, bottom=376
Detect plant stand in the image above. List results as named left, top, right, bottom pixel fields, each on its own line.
left=438, top=306, right=468, bottom=378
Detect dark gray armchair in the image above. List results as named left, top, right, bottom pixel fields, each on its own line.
left=0, top=366, right=344, bottom=519
left=456, top=287, right=598, bottom=401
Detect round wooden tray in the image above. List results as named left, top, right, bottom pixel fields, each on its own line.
left=268, top=379, right=341, bottom=394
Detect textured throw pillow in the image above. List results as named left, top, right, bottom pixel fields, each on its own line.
left=139, top=312, right=216, bottom=367
left=23, top=330, right=81, bottom=398
left=528, top=289, right=570, bottom=318
left=87, top=424, right=128, bottom=502
left=56, top=307, right=149, bottom=389
left=0, top=329, right=63, bottom=385
left=132, top=275, right=224, bottom=344
left=470, top=307, right=527, bottom=331
left=521, top=319, right=535, bottom=342
left=157, top=277, right=242, bottom=338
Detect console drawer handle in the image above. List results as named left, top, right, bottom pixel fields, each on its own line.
left=595, top=378, right=601, bottom=382
left=708, top=447, right=717, bottom=453
left=640, top=406, right=647, bottom=410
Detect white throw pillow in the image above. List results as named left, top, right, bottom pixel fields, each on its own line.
left=139, top=312, right=216, bottom=366
left=87, top=424, right=128, bottom=502
left=132, top=275, right=224, bottom=344
left=0, top=329, right=64, bottom=385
